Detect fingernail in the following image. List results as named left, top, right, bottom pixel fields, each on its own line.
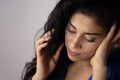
left=51, top=28, right=55, bottom=33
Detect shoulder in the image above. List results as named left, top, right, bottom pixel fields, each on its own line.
left=108, top=49, right=120, bottom=80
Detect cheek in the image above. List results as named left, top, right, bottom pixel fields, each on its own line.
left=65, top=32, right=70, bottom=47
left=83, top=42, right=101, bottom=57
left=65, top=30, right=73, bottom=47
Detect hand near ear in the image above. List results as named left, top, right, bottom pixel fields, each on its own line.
left=91, top=23, right=120, bottom=80
left=91, top=23, right=120, bottom=66
left=32, top=30, right=64, bottom=80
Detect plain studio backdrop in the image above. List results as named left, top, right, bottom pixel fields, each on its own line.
left=0, top=0, right=57, bottom=80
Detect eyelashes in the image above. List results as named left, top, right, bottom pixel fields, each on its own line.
left=84, top=38, right=95, bottom=42
left=66, top=26, right=95, bottom=43
left=67, top=27, right=76, bottom=33
left=66, top=23, right=76, bottom=33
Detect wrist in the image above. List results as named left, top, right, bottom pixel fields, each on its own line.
left=92, top=65, right=108, bottom=80
left=92, top=65, right=108, bottom=71
left=91, top=57, right=107, bottom=68
left=32, top=74, right=46, bottom=80
left=92, top=63, right=107, bottom=69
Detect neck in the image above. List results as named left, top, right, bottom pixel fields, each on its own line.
left=71, top=59, right=92, bottom=69
left=66, top=59, right=92, bottom=80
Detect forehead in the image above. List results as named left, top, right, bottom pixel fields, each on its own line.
left=70, top=12, right=106, bottom=33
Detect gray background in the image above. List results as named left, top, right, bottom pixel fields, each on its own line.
left=0, top=0, right=57, bottom=80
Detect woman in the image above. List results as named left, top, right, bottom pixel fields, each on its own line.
left=22, top=0, right=120, bottom=80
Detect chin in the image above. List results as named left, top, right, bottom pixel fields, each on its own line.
left=67, top=53, right=91, bottom=62
left=67, top=54, right=80, bottom=61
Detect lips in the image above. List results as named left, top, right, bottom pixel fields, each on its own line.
left=67, top=48, right=80, bottom=56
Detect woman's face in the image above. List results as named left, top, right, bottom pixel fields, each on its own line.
left=65, top=12, right=107, bottom=61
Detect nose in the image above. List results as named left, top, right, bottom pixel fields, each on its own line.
left=70, top=35, right=82, bottom=49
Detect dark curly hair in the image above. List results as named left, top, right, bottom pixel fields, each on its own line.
left=21, top=0, right=120, bottom=80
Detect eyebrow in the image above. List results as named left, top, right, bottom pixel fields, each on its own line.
left=69, top=21, right=100, bottom=36
left=84, top=32, right=100, bottom=36
left=69, top=21, right=76, bottom=29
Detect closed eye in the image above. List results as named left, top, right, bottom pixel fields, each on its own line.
left=84, top=32, right=100, bottom=43
left=84, top=38, right=95, bottom=42
left=84, top=35, right=97, bottom=43
left=67, top=27, right=76, bottom=33
left=67, top=21, right=76, bottom=33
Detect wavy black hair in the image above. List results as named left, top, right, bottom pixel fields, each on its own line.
left=21, top=0, right=120, bottom=80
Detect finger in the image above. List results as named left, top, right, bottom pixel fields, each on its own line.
left=43, top=31, right=51, bottom=38
left=36, top=36, right=51, bottom=47
left=105, top=23, right=116, bottom=42
left=36, top=42, right=48, bottom=56
left=43, top=28, right=55, bottom=38
left=35, top=29, right=55, bottom=47
left=36, top=30, right=51, bottom=44
left=112, top=29, right=120, bottom=44
left=51, top=28, right=55, bottom=33
left=52, top=43, right=64, bottom=62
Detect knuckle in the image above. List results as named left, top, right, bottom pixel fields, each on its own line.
left=35, top=41, right=39, bottom=46
left=48, top=31, right=51, bottom=35
left=36, top=46, right=42, bottom=53
left=36, top=39, right=41, bottom=44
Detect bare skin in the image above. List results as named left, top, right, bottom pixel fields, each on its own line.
left=32, top=30, right=64, bottom=80
left=32, top=13, right=120, bottom=80
left=91, top=22, right=120, bottom=80
left=65, top=13, right=120, bottom=80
